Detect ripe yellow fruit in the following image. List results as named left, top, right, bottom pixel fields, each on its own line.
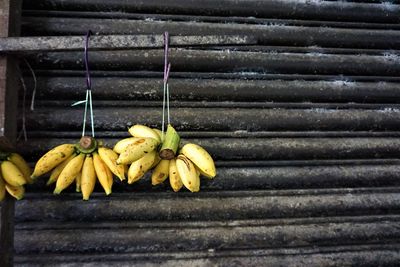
left=32, top=144, right=75, bottom=178
left=93, top=152, right=112, bottom=195
left=151, top=160, right=170, bottom=186
left=5, top=184, right=25, bottom=200
left=47, top=153, right=76, bottom=186
left=8, top=153, right=33, bottom=184
left=169, top=159, right=183, bottom=192
left=181, top=143, right=216, bottom=178
left=176, top=155, right=200, bottom=192
left=1, top=161, right=26, bottom=187
left=54, top=153, right=85, bottom=194
left=98, top=147, right=125, bottom=181
left=128, top=151, right=156, bottom=184
left=117, top=138, right=159, bottom=165
left=81, top=155, right=96, bottom=201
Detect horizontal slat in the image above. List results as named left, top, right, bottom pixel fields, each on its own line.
left=29, top=77, right=400, bottom=103
left=0, top=35, right=255, bottom=53
left=27, top=49, right=400, bottom=76
left=14, top=188, right=400, bottom=222
left=22, top=0, right=400, bottom=23
left=21, top=17, right=400, bottom=49
left=13, top=245, right=400, bottom=266
left=23, top=107, right=400, bottom=131
left=18, top=137, right=400, bottom=161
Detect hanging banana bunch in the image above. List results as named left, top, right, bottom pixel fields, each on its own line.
left=31, top=136, right=125, bottom=200
left=0, top=152, right=32, bottom=201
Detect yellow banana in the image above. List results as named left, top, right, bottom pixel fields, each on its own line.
left=117, top=137, right=159, bottom=165
left=8, top=153, right=33, bottom=184
left=5, top=184, right=25, bottom=200
left=151, top=159, right=170, bottom=186
left=76, top=172, right=82, bottom=193
left=169, top=159, right=183, bottom=192
left=98, top=147, right=125, bottom=181
left=107, top=165, right=114, bottom=190
left=150, top=154, right=161, bottom=169
left=1, top=161, right=26, bottom=187
left=128, top=150, right=156, bottom=184
left=47, top=153, right=76, bottom=186
left=81, top=155, right=96, bottom=200
left=0, top=175, right=5, bottom=201
left=176, top=155, right=200, bottom=192
left=152, top=128, right=164, bottom=141
left=129, top=124, right=161, bottom=143
left=113, top=137, right=142, bottom=154
left=93, top=152, right=112, bottom=195
left=32, top=144, right=75, bottom=178
left=181, top=143, right=216, bottom=178
left=54, top=153, right=85, bottom=194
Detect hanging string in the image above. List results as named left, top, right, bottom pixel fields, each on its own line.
left=17, top=65, right=28, bottom=141
left=162, top=32, right=171, bottom=137
left=78, top=30, right=95, bottom=137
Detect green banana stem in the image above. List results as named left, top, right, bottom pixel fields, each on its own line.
left=76, top=136, right=98, bottom=154
left=159, top=124, right=180, bottom=160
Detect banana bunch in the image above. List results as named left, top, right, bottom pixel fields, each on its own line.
left=31, top=136, right=126, bottom=200
left=114, top=124, right=216, bottom=192
left=0, top=152, right=32, bottom=201
left=113, top=125, right=162, bottom=184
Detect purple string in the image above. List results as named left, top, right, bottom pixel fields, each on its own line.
left=163, top=32, right=170, bottom=83
left=84, top=30, right=92, bottom=90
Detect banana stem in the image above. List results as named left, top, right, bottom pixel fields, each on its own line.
left=159, top=124, right=180, bottom=160
left=76, top=136, right=98, bottom=154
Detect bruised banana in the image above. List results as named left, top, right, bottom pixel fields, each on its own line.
left=129, top=124, right=161, bottom=143
left=32, top=144, right=75, bottom=178
left=81, top=155, right=96, bottom=201
left=169, top=158, right=183, bottom=192
left=5, top=184, right=25, bottom=200
left=176, top=155, right=200, bottom=192
left=54, top=153, right=85, bottom=194
left=98, top=147, right=125, bottom=181
left=1, top=160, right=27, bottom=187
left=47, top=153, right=76, bottom=186
left=8, top=153, right=33, bottom=184
left=128, top=150, right=156, bottom=184
left=181, top=143, right=216, bottom=178
left=152, top=159, right=170, bottom=186
left=114, top=137, right=142, bottom=154
left=117, top=137, right=159, bottom=165
left=93, top=152, right=112, bottom=195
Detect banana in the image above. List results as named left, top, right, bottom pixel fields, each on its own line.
left=128, top=150, right=156, bottom=184
left=93, top=152, right=112, bottom=195
left=176, top=155, right=200, bottom=192
left=152, top=128, right=163, bottom=141
left=0, top=175, right=5, bottom=201
left=117, top=137, right=159, bottom=165
left=32, top=144, right=75, bottom=178
left=1, top=161, right=26, bottom=187
left=54, top=153, right=85, bottom=194
left=8, top=153, right=33, bottom=184
left=113, top=137, right=142, bottom=154
left=151, top=159, right=170, bottom=186
left=107, top=165, right=114, bottom=190
left=129, top=124, right=161, bottom=143
left=169, top=159, right=183, bottom=192
left=76, top=172, right=82, bottom=193
left=98, top=147, right=125, bottom=181
left=181, top=143, right=216, bottom=178
left=5, top=184, right=25, bottom=200
left=150, top=154, right=161, bottom=169
left=81, top=155, right=96, bottom=200
left=47, top=153, right=76, bottom=186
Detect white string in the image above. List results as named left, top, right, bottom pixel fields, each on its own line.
left=161, top=81, right=166, bottom=142
left=17, top=68, right=28, bottom=141
left=167, top=83, right=170, bottom=125
left=22, top=59, right=37, bottom=111
left=89, top=89, right=95, bottom=137
left=82, top=90, right=89, bottom=137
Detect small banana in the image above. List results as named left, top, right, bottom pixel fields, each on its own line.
left=169, top=158, right=183, bottom=192
left=129, top=124, right=161, bottom=143
left=150, top=154, right=161, bottom=169
left=176, top=155, right=200, bottom=192
left=75, top=172, right=82, bottom=193
left=0, top=175, right=5, bottom=201
left=181, top=143, right=216, bottom=178
left=152, top=159, right=170, bottom=186
left=54, top=153, right=85, bottom=194
left=5, top=184, right=25, bottom=200
left=8, top=153, right=33, bottom=184
left=32, top=144, right=75, bottom=178
left=117, top=137, right=159, bottom=165
left=128, top=150, right=156, bottom=184
left=113, top=137, right=142, bottom=154
left=1, top=161, right=26, bottom=187
left=47, top=153, right=76, bottom=186
left=98, top=147, right=125, bottom=181
left=93, top=152, right=112, bottom=195
left=81, top=155, right=96, bottom=200
left=152, top=128, right=164, bottom=141
left=107, top=164, right=114, bottom=190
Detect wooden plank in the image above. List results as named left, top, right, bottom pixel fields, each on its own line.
left=0, top=0, right=21, bottom=266
left=0, top=34, right=256, bottom=53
